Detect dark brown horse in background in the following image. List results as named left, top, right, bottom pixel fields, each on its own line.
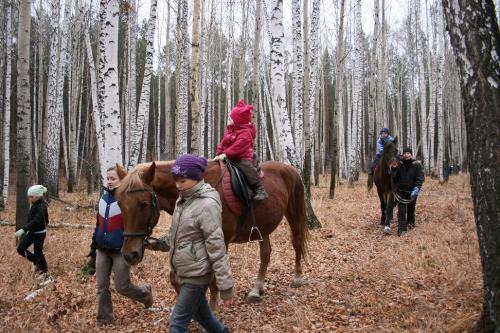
left=115, top=160, right=308, bottom=305
left=368, top=137, right=400, bottom=234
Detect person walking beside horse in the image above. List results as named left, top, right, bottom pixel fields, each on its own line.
left=389, top=147, right=425, bottom=236
left=92, top=166, right=153, bottom=326
left=147, top=154, right=233, bottom=333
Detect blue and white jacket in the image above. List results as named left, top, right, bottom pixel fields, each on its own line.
left=94, top=187, right=124, bottom=250
left=376, top=135, right=395, bottom=155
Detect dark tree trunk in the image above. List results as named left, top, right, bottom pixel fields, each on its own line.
left=15, top=0, right=32, bottom=229
left=442, top=1, right=500, bottom=331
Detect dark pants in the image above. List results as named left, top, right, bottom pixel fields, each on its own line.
left=17, top=231, right=48, bottom=272
left=397, top=198, right=417, bottom=233
left=371, top=154, right=381, bottom=174
left=169, top=284, right=228, bottom=333
left=236, top=160, right=260, bottom=187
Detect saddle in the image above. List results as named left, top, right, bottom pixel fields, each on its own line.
left=220, top=158, right=263, bottom=216
left=219, top=158, right=264, bottom=242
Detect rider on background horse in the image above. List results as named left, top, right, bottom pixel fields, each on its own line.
left=370, top=127, right=395, bottom=176
left=389, top=147, right=425, bottom=236
left=213, top=99, right=268, bottom=201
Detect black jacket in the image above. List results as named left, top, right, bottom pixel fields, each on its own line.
left=23, top=199, right=49, bottom=232
left=390, top=159, right=425, bottom=192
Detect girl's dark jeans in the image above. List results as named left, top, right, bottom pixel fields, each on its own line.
left=17, top=231, right=48, bottom=273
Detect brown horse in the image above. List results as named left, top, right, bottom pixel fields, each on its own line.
left=368, top=137, right=400, bottom=233
left=115, top=160, right=308, bottom=304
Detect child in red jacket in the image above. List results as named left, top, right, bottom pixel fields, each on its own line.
left=214, top=99, right=268, bottom=200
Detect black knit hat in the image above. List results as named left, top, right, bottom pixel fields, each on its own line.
left=402, top=147, right=413, bottom=154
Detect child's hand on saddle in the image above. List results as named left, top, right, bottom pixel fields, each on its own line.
left=212, top=154, right=227, bottom=162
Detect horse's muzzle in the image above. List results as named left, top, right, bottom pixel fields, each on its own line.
left=122, top=250, right=143, bottom=265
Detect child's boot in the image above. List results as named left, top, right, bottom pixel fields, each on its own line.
left=253, top=182, right=268, bottom=201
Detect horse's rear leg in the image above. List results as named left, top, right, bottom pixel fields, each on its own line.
left=247, top=235, right=271, bottom=303
left=378, top=190, right=387, bottom=225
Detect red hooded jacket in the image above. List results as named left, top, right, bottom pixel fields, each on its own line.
left=217, top=100, right=257, bottom=160
left=216, top=123, right=256, bottom=160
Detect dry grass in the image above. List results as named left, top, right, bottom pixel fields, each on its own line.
left=0, top=173, right=481, bottom=332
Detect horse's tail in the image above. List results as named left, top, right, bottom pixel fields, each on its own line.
left=285, top=167, right=309, bottom=260
left=367, top=173, right=374, bottom=191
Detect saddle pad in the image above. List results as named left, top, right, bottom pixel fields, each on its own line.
left=220, top=161, right=244, bottom=216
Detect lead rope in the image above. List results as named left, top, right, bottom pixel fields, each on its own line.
left=393, top=191, right=414, bottom=204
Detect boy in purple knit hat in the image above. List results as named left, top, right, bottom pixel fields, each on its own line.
left=149, top=154, right=233, bottom=333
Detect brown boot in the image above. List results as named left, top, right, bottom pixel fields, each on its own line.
left=253, top=182, right=268, bottom=201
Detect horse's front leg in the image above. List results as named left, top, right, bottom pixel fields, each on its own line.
left=247, top=235, right=271, bottom=303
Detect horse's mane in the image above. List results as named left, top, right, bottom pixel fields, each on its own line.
left=118, top=168, right=146, bottom=194
left=118, top=161, right=175, bottom=195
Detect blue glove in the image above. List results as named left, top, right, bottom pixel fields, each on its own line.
left=14, top=229, right=25, bottom=239
left=410, top=187, right=420, bottom=199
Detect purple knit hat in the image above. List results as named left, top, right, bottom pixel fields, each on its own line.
left=172, top=154, right=208, bottom=180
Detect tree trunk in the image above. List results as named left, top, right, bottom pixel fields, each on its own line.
left=15, top=0, right=32, bottom=229
left=329, top=0, right=346, bottom=199
left=442, top=1, right=500, bottom=331
left=292, top=0, right=303, bottom=165
left=176, top=0, right=189, bottom=155
left=99, top=0, right=122, bottom=169
left=41, top=0, right=62, bottom=197
left=2, top=1, right=12, bottom=208
left=270, top=0, right=320, bottom=229
left=189, top=0, right=201, bottom=155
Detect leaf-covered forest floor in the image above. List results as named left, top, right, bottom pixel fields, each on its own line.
left=0, top=173, right=481, bottom=332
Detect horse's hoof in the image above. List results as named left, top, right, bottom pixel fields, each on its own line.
left=383, top=226, right=391, bottom=234
left=246, top=292, right=263, bottom=303
left=291, top=277, right=304, bottom=288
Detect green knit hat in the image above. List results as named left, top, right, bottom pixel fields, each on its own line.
left=27, top=185, right=47, bottom=197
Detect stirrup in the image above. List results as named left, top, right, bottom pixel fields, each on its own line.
left=249, top=226, right=263, bottom=242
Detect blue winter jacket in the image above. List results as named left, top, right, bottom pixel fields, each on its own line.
left=376, top=135, right=395, bottom=155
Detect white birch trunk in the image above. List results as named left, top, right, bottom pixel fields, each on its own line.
left=99, top=0, right=122, bottom=170
left=41, top=0, right=62, bottom=196
left=85, top=28, right=106, bottom=182
left=270, top=0, right=299, bottom=168
left=125, top=0, right=138, bottom=167
left=190, top=0, right=201, bottom=155
left=176, top=0, right=189, bottom=155
left=349, top=0, right=363, bottom=184
left=291, top=0, right=303, bottom=162
left=2, top=1, right=12, bottom=207
left=128, top=0, right=157, bottom=166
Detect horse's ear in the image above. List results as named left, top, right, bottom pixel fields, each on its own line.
left=393, top=136, right=398, bottom=144
left=116, top=164, right=127, bottom=180
left=142, top=162, right=156, bottom=185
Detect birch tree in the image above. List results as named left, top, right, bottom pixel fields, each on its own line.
left=40, top=0, right=62, bottom=196
left=16, top=0, right=32, bottom=229
left=330, top=0, right=346, bottom=199
left=176, top=0, right=189, bottom=155
left=291, top=0, right=303, bottom=164
left=270, top=0, right=320, bottom=229
left=442, top=0, right=500, bottom=330
left=99, top=0, right=122, bottom=170
left=1, top=1, right=12, bottom=208
left=190, top=0, right=201, bottom=155
left=348, top=0, right=363, bottom=185
left=128, top=0, right=157, bottom=167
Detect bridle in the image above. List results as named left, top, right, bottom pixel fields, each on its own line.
left=122, top=187, right=160, bottom=245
